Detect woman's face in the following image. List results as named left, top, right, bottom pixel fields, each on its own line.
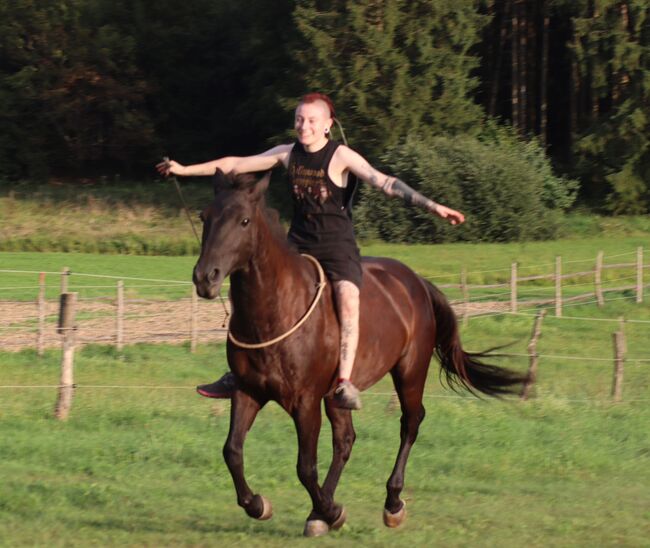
left=294, top=101, right=332, bottom=147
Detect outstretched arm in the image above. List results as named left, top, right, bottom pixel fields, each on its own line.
left=156, top=144, right=293, bottom=177
left=338, top=146, right=465, bottom=225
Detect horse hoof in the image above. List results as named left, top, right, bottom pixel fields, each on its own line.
left=247, top=495, right=273, bottom=520
left=383, top=500, right=406, bottom=528
left=303, top=519, right=330, bottom=537
left=330, top=506, right=347, bottom=530
left=258, top=495, right=273, bottom=520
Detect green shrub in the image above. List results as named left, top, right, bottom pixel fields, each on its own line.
left=354, top=129, right=578, bottom=243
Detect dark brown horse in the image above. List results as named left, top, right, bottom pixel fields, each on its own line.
left=193, top=170, right=526, bottom=537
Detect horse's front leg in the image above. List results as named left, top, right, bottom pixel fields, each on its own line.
left=294, top=399, right=344, bottom=537
left=223, top=389, right=271, bottom=520
left=322, top=398, right=356, bottom=501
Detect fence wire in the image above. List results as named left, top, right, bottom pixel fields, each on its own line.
left=1, top=385, right=648, bottom=405
left=1, top=252, right=647, bottom=356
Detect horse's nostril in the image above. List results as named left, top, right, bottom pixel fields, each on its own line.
left=208, top=268, right=220, bottom=283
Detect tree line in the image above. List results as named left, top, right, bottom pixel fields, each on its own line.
left=1, top=0, right=648, bottom=219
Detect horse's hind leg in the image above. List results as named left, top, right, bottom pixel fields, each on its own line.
left=383, top=364, right=427, bottom=527
left=223, top=390, right=271, bottom=520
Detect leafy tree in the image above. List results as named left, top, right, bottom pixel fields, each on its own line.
left=118, top=0, right=299, bottom=162
left=0, top=0, right=299, bottom=179
left=0, top=1, right=68, bottom=178
left=571, top=0, right=650, bottom=213
left=475, top=0, right=650, bottom=214
left=354, top=126, right=577, bottom=243
left=292, top=0, right=487, bottom=160
left=0, top=0, right=157, bottom=178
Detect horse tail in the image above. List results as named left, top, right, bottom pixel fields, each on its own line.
left=426, top=281, right=527, bottom=397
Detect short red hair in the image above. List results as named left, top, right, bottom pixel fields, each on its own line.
left=299, top=92, right=336, bottom=119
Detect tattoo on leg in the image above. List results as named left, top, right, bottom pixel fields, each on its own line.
left=340, top=321, right=354, bottom=365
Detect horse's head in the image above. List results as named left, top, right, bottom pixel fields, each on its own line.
left=193, top=169, right=271, bottom=299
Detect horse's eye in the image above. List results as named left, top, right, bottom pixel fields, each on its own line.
left=241, top=218, right=250, bottom=227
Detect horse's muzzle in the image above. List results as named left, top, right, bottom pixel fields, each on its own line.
left=193, top=267, right=223, bottom=300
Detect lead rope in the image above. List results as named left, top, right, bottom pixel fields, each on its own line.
left=162, top=157, right=231, bottom=326
left=334, top=117, right=349, bottom=146
left=228, top=254, right=326, bottom=349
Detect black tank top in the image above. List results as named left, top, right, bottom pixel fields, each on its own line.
left=287, top=140, right=358, bottom=249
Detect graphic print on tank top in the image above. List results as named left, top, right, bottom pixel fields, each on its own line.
left=289, top=163, right=331, bottom=204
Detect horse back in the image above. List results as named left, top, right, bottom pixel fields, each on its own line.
left=353, top=257, right=437, bottom=390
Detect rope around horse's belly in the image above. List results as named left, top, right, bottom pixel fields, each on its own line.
left=227, top=254, right=326, bottom=349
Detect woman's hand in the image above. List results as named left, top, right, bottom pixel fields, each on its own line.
left=430, top=204, right=465, bottom=225
left=155, top=158, right=186, bottom=177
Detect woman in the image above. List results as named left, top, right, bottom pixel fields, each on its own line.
left=157, top=92, right=465, bottom=410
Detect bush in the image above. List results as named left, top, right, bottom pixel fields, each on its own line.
left=354, top=129, right=577, bottom=243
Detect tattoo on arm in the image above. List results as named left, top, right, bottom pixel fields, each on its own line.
left=374, top=176, right=439, bottom=211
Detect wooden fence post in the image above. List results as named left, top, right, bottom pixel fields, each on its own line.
left=594, top=251, right=604, bottom=307
left=520, top=309, right=546, bottom=401
left=637, top=247, right=643, bottom=304
left=37, top=272, right=46, bottom=356
left=619, top=316, right=626, bottom=355
left=55, top=292, right=77, bottom=420
left=60, top=267, right=70, bottom=293
left=190, top=285, right=198, bottom=352
left=461, top=267, right=469, bottom=326
left=611, top=329, right=625, bottom=403
left=386, top=393, right=400, bottom=413
left=116, top=280, right=124, bottom=351
left=555, top=256, right=562, bottom=317
left=510, top=262, right=518, bottom=313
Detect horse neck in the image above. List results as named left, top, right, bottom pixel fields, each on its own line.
left=229, top=212, right=311, bottom=324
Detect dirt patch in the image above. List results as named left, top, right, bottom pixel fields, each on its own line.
left=0, top=298, right=508, bottom=352
left=0, top=298, right=229, bottom=352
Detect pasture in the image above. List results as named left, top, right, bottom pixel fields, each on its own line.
left=1, top=230, right=648, bottom=299
left=2, top=327, right=650, bottom=546
left=2, top=242, right=650, bottom=545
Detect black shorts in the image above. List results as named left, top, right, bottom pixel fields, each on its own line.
left=290, top=239, right=363, bottom=289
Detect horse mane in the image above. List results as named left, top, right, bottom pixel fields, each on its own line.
left=261, top=203, right=289, bottom=244
left=215, top=169, right=292, bottom=248
left=220, top=170, right=259, bottom=192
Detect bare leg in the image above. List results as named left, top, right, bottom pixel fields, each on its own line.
left=223, top=390, right=270, bottom=519
left=322, top=399, right=356, bottom=501
left=332, top=280, right=360, bottom=381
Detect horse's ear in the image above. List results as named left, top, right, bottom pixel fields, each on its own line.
left=212, top=168, right=228, bottom=196
left=249, top=171, right=271, bottom=200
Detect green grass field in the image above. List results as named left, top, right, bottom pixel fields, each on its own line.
left=1, top=193, right=650, bottom=546
left=2, top=354, right=650, bottom=546
left=2, top=294, right=650, bottom=546
left=1, top=232, right=646, bottom=304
